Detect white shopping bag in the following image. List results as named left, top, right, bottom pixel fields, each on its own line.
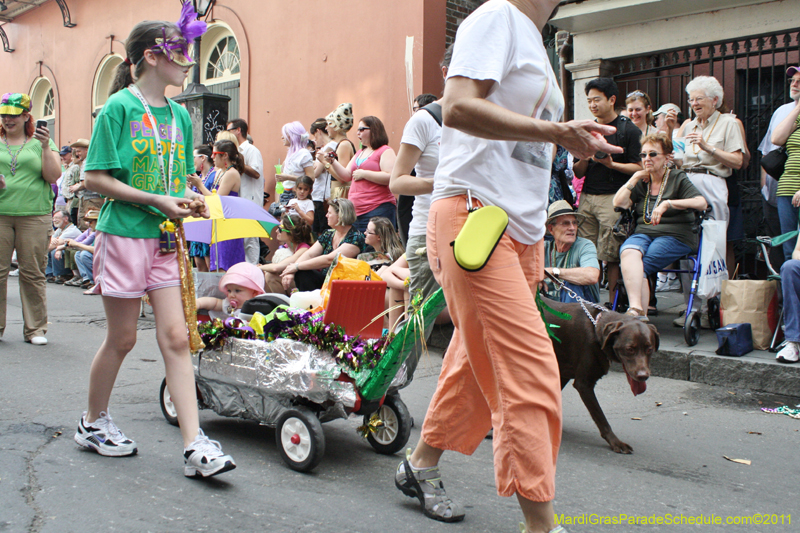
left=697, top=219, right=728, bottom=299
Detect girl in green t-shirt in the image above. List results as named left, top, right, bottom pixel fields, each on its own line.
left=73, top=9, right=236, bottom=479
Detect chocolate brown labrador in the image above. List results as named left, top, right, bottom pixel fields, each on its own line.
left=543, top=298, right=658, bottom=454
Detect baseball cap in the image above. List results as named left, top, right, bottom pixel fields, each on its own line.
left=219, top=262, right=266, bottom=296
left=787, top=66, right=800, bottom=77
left=653, top=103, right=681, bottom=117
left=59, top=145, right=72, bottom=156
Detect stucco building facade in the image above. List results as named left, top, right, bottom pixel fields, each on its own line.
left=0, top=0, right=448, bottom=184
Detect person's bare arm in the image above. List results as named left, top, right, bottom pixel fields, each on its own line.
left=35, top=125, right=61, bottom=184
left=442, top=76, right=622, bottom=159
left=84, top=170, right=194, bottom=220
left=572, top=158, right=589, bottom=178
left=545, top=265, right=600, bottom=286
left=196, top=297, right=223, bottom=312
left=242, top=164, right=260, bottom=179
left=390, top=144, right=434, bottom=196
left=772, top=99, right=800, bottom=146
left=353, top=149, right=395, bottom=186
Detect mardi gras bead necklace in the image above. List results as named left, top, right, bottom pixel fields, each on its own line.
left=643, top=168, right=669, bottom=225
left=211, top=165, right=233, bottom=193
left=128, top=84, right=178, bottom=253
left=2, top=133, right=29, bottom=175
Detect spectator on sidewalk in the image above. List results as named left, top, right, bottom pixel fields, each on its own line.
left=64, top=209, right=99, bottom=290
left=46, top=210, right=81, bottom=283
left=573, top=77, right=642, bottom=298
left=0, top=92, right=61, bottom=345
left=323, top=103, right=356, bottom=199
left=276, top=121, right=315, bottom=205
left=65, top=139, right=88, bottom=226
left=309, top=118, right=337, bottom=234
left=327, top=115, right=397, bottom=232
left=769, top=66, right=800, bottom=261
left=542, top=200, right=600, bottom=303
left=227, top=119, right=264, bottom=265
left=55, top=145, right=73, bottom=209
left=69, top=138, right=104, bottom=230
left=777, top=234, right=800, bottom=364
left=758, top=67, right=800, bottom=268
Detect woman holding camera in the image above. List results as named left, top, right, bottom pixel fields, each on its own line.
left=0, top=93, right=61, bottom=345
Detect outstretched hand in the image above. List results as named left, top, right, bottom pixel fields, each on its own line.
left=557, top=120, right=624, bottom=160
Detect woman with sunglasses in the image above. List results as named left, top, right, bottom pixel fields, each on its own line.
left=280, top=198, right=365, bottom=291
left=260, top=213, right=313, bottom=294
left=326, top=116, right=397, bottom=233
left=625, top=90, right=654, bottom=136
left=613, top=132, right=707, bottom=320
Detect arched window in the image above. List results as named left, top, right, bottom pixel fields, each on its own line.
left=206, top=35, right=240, bottom=81
left=200, top=23, right=240, bottom=118
left=93, top=55, right=124, bottom=123
left=30, top=77, right=55, bottom=139
left=31, top=77, right=54, bottom=119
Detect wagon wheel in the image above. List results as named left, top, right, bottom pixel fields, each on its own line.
left=684, top=311, right=701, bottom=346
left=159, top=378, right=179, bottom=427
left=365, top=395, right=412, bottom=455
left=276, top=407, right=326, bottom=472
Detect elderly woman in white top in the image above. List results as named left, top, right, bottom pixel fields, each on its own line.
left=676, top=76, right=745, bottom=224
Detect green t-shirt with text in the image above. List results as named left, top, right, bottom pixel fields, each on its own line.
left=84, top=88, right=195, bottom=238
left=0, top=137, right=58, bottom=216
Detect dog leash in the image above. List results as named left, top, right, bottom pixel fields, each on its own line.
left=544, top=271, right=605, bottom=326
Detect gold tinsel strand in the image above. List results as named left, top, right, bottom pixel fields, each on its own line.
left=175, top=220, right=205, bottom=352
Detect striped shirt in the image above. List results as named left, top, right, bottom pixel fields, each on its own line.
left=777, top=115, right=800, bottom=196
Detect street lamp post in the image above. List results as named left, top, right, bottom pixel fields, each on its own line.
left=173, top=0, right=231, bottom=145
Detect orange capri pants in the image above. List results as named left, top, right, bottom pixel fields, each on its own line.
left=422, top=195, right=562, bottom=502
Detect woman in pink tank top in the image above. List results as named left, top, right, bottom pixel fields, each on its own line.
left=327, top=115, right=397, bottom=232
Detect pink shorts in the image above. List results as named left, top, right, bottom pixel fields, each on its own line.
left=92, top=233, right=180, bottom=298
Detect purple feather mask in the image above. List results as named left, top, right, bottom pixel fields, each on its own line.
left=150, top=2, right=208, bottom=67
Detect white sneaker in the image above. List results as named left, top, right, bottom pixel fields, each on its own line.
left=656, top=276, right=680, bottom=292
left=9, top=269, right=19, bottom=277
left=184, top=429, right=236, bottom=478
left=29, top=336, right=47, bottom=345
left=74, top=411, right=138, bottom=457
left=776, top=342, right=800, bottom=364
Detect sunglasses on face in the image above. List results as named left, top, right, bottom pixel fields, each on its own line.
left=357, top=127, right=369, bottom=132
left=639, top=151, right=663, bottom=159
left=212, top=151, right=225, bottom=156
left=278, top=226, right=291, bottom=233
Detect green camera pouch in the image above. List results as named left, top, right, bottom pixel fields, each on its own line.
left=451, top=205, right=508, bottom=272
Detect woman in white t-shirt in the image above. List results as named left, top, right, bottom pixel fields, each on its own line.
left=276, top=121, right=314, bottom=203
left=392, top=1, right=623, bottom=530
left=309, top=118, right=338, bottom=233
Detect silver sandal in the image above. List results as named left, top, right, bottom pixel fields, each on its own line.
left=394, top=449, right=465, bottom=522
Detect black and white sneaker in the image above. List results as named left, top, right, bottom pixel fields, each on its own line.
left=74, top=411, right=138, bottom=457
left=184, top=429, right=236, bottom=478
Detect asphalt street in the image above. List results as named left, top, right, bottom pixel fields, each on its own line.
left=1, top=277, right=799, bottom=533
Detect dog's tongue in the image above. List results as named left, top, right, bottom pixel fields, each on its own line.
left=626, top=372, right=647, bottom=396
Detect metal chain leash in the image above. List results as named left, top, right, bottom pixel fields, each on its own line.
left=544, top=271, right=606, bottom=326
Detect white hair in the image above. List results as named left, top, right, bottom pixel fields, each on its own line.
left=685, top=76, right=724, bottom=109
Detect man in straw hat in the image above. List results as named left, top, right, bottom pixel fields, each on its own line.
left=543, top=200, right=601, bottom=303
left=65, top=139, right=89, bottom=226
